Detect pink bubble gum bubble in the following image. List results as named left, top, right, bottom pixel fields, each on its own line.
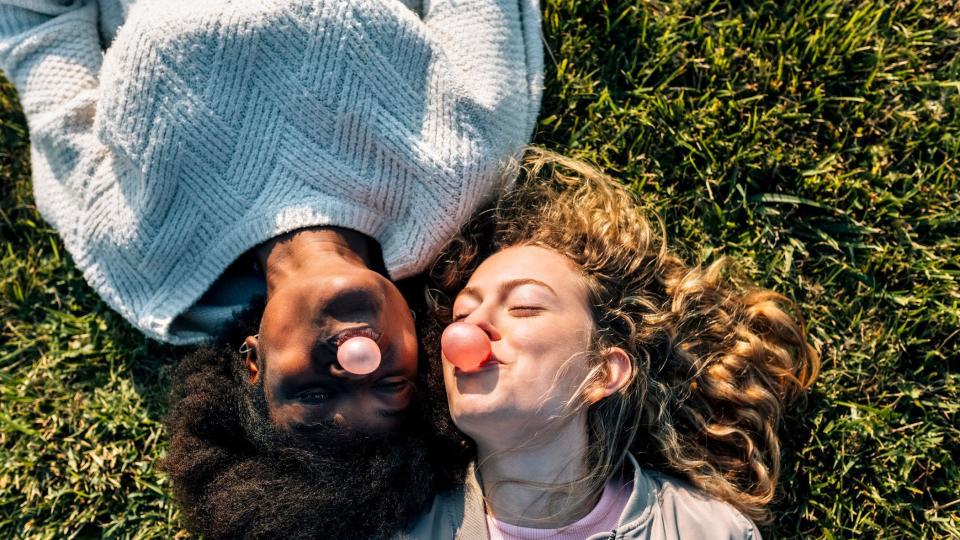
left=441, top=322, right=492, bottom=372
left=337, top=336, right=381, bottom=375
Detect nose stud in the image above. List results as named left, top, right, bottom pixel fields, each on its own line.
left=337, top=336, right=382, bottom=375
left=441, top=322, right=492, bottom=372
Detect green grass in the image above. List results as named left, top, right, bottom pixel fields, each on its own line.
left=0, top=85, right=183, bottom=537
left=1, top=0, right=958, bottom=537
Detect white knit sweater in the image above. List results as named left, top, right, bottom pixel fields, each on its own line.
left=0, top=0, right=543, bottom=343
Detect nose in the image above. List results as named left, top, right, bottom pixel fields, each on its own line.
left=329, top=362, right=374, bottom=381
left=307, top=338, right=375, bottom=382
left=462, top=304, right=501, bottom=341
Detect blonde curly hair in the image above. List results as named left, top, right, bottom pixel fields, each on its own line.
left=426, top=147, right=820, bottom=523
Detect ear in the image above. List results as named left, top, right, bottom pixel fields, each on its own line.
left=586, top=347, right=632, bottom=403
left=243, top=335, right=260, bottom=384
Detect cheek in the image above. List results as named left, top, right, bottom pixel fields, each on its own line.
left=441, top=358, right=456, bottom=393
left=264, top=354, right=310, bottom=391
left=397, top=329, right=419, bottom=372
left=441, top=357, right=476, bottom=417
left=507, top=320, right=591, bottom=366
left=506, top=326, right=595, bottom=401
left=505, top=319, right=561, bottom=353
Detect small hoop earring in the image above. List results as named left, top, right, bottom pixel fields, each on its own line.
left=410, top=309, right=417, bottom=321
left=239, top=334, right=259, bottom=355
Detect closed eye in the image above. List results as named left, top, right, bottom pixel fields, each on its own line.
left=375, top=378, right=409, bottom=392
left=509, top=306, right=545, bottom=316
left=298, top=390, right=333, bottom=402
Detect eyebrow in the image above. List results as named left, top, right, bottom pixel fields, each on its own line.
left=459, top=278, right=557, bottom=301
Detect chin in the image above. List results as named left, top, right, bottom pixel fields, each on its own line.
left=448, top=394, right=515, bottom=437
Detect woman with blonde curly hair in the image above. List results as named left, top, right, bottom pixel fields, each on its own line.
left=403, top=148, right=820, bottom=539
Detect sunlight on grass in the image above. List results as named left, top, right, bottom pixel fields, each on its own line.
left=1, top=0, right=958, bottom=537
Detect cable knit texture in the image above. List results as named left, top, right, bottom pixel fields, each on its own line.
left=0, top=0, right=543, bottom=343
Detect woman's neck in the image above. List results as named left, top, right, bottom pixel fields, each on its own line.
left=255, top=226, right=372, bottom=295
left=474, top=416, right=601, bottom=528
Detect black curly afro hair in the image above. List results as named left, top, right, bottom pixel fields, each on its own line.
left=163, top=297, right=471, bottom=539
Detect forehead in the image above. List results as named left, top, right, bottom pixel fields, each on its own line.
left=467, top=245, right=587, bottom=295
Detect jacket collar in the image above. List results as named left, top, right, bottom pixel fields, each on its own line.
left=456, top=461, right=488, bottom=539
left=452, top=454, right=659, bottom=540
left=610, top=453, right=659, bottom=536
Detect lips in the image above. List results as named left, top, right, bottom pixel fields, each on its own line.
left=333, top=326, right=381, bottom=347
left=478, top=353, right=499, bottom=367
left=454, top=353, right=501, bottom=374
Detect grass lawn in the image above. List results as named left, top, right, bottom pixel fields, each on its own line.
left=1, top=0, right=958, bottom=537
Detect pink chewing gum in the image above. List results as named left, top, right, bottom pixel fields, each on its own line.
left=337, top=336, right=382, bottom=375
left=441, top=322, right=492, bottom=372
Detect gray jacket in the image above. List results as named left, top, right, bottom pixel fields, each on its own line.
left=399, top=455, right=760, bottom=539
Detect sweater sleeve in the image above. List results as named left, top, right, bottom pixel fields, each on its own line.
left=0, top=0, right=101, bottom=119
left=0, top=0, right=544, bottom=343
left=0, top=0, right=104, bottom=240
left=421, top=0, right=543, bottom=157
left=0, top=0, right=142, bottom=331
